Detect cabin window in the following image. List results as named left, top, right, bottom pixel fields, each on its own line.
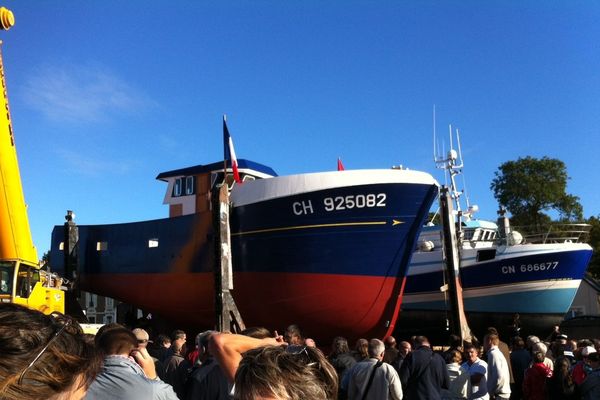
left=16, top=265, right=39, bottom=298
left=210, top=172, right=238, bottom=190
left=476, top=249, right=496, bottom=262
left=243, top=175, right=255, bottom=182
left=59, top=242, right=65, bottom=251
left=173, top=178, right=183, bottom=197
left=173, top=176, right=195, bottom=197
left=185, top=176, right=195, bottom=195
left=225, top=174, right=236, bottom=189
left=96, top=242, right=108, bottom=251
left=210, top=172, right=220, bottom=189
left=148, top=239, right=159, bottom=248
left=0, top=264, right=13, bottom=295
left=567, top=306, right=585, bottom=318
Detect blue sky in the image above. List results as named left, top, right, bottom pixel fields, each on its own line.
left=2, top=1, right=599, bottom=255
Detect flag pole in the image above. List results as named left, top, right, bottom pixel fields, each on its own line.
left=222, top=114, right=227, bottom=185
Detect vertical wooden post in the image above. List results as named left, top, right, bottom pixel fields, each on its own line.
left=440, top=187, right=473, bottom=343
left=213, top=183, right=245, bottom=333
left=63, top=210, right=78, bottom=282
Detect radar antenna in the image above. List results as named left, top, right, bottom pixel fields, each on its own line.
left=433, top=119, right=477, bottom=220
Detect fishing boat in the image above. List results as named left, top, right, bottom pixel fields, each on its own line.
left=397, top=129, right=593, bottom=339
left=49, top=152, right=439, bottom=344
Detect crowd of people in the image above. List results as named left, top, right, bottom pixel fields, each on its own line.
left=0, top=303, right=599, bottom=400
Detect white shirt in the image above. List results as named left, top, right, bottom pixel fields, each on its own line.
left=462, top=358, right=489, bottom=400
left=486, top=346, right=511, bottom=398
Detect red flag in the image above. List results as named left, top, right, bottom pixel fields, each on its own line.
left=337, top=157, right=345, bottom=171
left=223, top=117, right=242, bottom=184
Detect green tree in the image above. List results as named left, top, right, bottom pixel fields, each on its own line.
left=586, top=216, right=600, bottom=279
left=490, top=156, right=583, bottom=227
left=40, top=251, right=50, bottom=268
left=427, top=211, right=440, bottom=225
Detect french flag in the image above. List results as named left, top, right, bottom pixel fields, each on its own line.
left=223, top=116, right=242, bottom=184
left=337, top=157, right=345, bottom=171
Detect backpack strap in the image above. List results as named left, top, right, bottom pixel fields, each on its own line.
left=361, top=361, right=383, bottom=400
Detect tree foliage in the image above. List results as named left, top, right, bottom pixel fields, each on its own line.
left=490, top=156, right=583, bottom=227
left=586, top=216, right=600, bottom=279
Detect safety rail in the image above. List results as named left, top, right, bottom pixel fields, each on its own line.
left=506, top=223, right=591, bottom=244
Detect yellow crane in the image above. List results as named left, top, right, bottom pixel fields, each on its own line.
left=0, top=7, right=65, bottom=314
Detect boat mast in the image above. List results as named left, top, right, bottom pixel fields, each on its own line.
left=433, top=122, right=479, bottom=223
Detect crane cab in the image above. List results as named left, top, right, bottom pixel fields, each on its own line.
left=0, top=260, right=64, bottom=314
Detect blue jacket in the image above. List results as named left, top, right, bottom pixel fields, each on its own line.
left=400, top=346, right=449, bottom=400
left=85, top=355, right=179, bottom=400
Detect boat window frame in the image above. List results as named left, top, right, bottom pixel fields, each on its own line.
left=185, top=176, right=195, bottom=195
left=210, top=172, right=237, bottom=190
left=173, top=178, right=183, bottom=197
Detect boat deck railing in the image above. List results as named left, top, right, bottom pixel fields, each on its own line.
left=505, top=223, right=591, bottom=244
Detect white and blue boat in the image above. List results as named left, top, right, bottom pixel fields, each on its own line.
left=398, top=129, right=593, bottom=338
left=401, top=219, right=592, bottom=337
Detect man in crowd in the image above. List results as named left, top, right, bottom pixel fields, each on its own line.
left=134, top=328, right=166, bottom=380
left=573, top=345, right=597, bottom=385
left=484, top=334, right=511, bottom=399
left=347, top=338, right=403, bottom=400
left=86, top=325, right=178, bottom=400
left=399, top=336, right=448, bottom=399
left=509, top=336, right=530, bottom=400
left=397, top=341, right=412, bottom=371
left=580, top=352, right=600, bottom=400
left=185, top=330, right=230, bottom=400
left=284, top=324, right=305, bottom=345
left=462, top=343, right=489, bottom=400
left=486, top=327, right=513, bottom=385
left=383, top=336, right=400, bottom=367
left=163, top=329, right=189, bottom=398
left=148, top=334, right=171, bottom=362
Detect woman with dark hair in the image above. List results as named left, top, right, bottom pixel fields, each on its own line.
left=547, top=356, right=578, bottom=399
left=328, top=336, right=356, bottom=381
left=0, top=303, right=100, bottom=400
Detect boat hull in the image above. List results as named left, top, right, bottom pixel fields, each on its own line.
left=51, top=170, right=438, bottom=344
left=80, top=271, right=406, bottom=343
left=400, top=241, right=592, bottom=339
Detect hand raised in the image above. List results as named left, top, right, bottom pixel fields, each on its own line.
left=132, top=347, right=157, bottom=380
